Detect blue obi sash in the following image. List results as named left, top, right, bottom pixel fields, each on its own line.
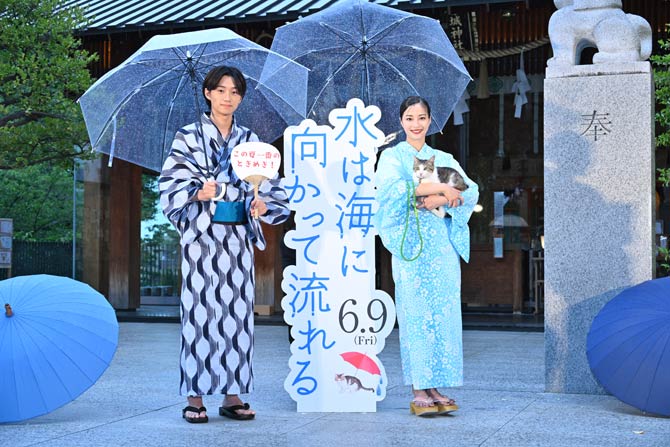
left=212, top=201, right=248, bottom=224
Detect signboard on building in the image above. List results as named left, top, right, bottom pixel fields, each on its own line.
left=0, top=218, right=12, bottom=269
left=444, top=12, right=479, bottom=51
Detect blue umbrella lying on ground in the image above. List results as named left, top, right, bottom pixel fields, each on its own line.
left=269, top=0, right=471, bottom=137
left=0, top=275, right=118, bottom=423
left=587, top=277, right=670, bottom=417
left=78, top=27, right=308, bottom=173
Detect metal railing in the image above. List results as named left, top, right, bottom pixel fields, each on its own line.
left=0, top=241, right=74, bottom=280
left=140, top=242, right=180, bottom=294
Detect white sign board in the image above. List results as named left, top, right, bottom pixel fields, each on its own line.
left=0, top=218, right=12, bottom=268
left=0, top=236, right=11, bottom=250
left=0, top=219, right=12, bottom=234
left=282, top=98, right=396, bottom=412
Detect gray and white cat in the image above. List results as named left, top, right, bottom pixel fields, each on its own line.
left=413, top=155, right=468, bottom=218
left=334, top=373, right=374, bottom=393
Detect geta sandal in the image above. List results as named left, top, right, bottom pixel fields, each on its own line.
left=182, top=406, right=208, bottom=423
left=409, top=399, right=438, bottom=417
left=219, top=402, right=255, bottom=420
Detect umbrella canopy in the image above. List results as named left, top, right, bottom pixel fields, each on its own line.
left=269, top=0, right=471, bottom=136
left=587, top=277, right=670, bottom=417
left=340, top=351, right=381, bottom=375
left=78, top=27, right=308, bottom=172
left=0, top=275, right=119, bottom=423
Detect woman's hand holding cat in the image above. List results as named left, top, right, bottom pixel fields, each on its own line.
left=420, top=194, right=448, bottom=211
left=441, top=184, right=463, bottom=208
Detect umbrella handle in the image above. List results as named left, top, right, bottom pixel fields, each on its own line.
left=210, top=180, right=226, bottom=201
left=253, top=184, right=259, bottom=219
left=4, top=303, right=12, bottom=317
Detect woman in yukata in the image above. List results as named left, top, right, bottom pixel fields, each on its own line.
left=374, top=96, right=479, bottom=417
left=159, top=66, right=290, bottom=423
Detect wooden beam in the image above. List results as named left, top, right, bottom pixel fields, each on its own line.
left=254, top=222, right=283, bottom=315
left=108, top=158, right=141, bottom=310
left=81, top=157, right=109, bottom=297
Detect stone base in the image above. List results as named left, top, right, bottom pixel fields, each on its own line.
left=546, top=61, right=650, bottom=79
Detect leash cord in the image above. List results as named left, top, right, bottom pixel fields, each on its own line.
left=400, top=181, right=423, bottom=261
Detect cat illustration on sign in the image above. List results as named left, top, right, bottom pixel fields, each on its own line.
left=335, top=373, right=375, bottom=393
left=413, top=155, right=468, bottom=218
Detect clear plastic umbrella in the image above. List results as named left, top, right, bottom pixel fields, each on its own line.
left=78, top=28, right=308, bottom=173
left=269, top=0, right=471, bottom=137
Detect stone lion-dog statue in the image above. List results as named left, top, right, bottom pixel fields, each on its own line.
left=547, top=0, right=651, bottom=66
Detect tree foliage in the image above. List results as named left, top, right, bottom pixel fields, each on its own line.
left=0, top=165, right=75, bottom=241
left=651, top=35, right=670, bottom=276
left=652, top=35, right=670, bottom=183
left=144, top=222, right=179, bottom=246
left=142, top=174, right=160, bottom=222
left=0, top=0, right=97, bottom=170
left=652, top=38, right=670, bottom=146
left=0, top=170, right=169, bottom=242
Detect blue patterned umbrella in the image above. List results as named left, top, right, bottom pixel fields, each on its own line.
left=0, top=275, right=118, bottom=423
left=269, top=0, right=471, bottom=136
left=587, top=277, right=670, bottom=417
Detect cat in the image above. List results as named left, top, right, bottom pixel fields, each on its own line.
left=334, top=373, right=375, bottom=393
left=412, top=155, right=468, bottom=218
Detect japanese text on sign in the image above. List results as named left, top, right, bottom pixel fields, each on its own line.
left=581, top=110, right=612, bottom=141
left=282, top=99, right=396, bottom=412
left=443, top=12, right=479, bottom=51
left=231, top=146, right=280, bottom=170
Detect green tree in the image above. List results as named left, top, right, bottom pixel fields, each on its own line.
left=652, top=34, right=670, bottom=276
left=141, top=222, right=180, bottom=289
left=144, top=222, right=179, bottom=246
left=0, top=165, right=75, bottom=241
left=0, top=0, right=97, bottom=170
left=653, top=36, right=670, bottom=139
left=142, top=174, right=160, bottom=222
left=0, top=169, right=169, bottom=242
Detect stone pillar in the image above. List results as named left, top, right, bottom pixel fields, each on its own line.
left=544, top=62, right=655, bottom=393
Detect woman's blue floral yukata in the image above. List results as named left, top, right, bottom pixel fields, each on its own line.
left=374, top=141, right=478, bottom=389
